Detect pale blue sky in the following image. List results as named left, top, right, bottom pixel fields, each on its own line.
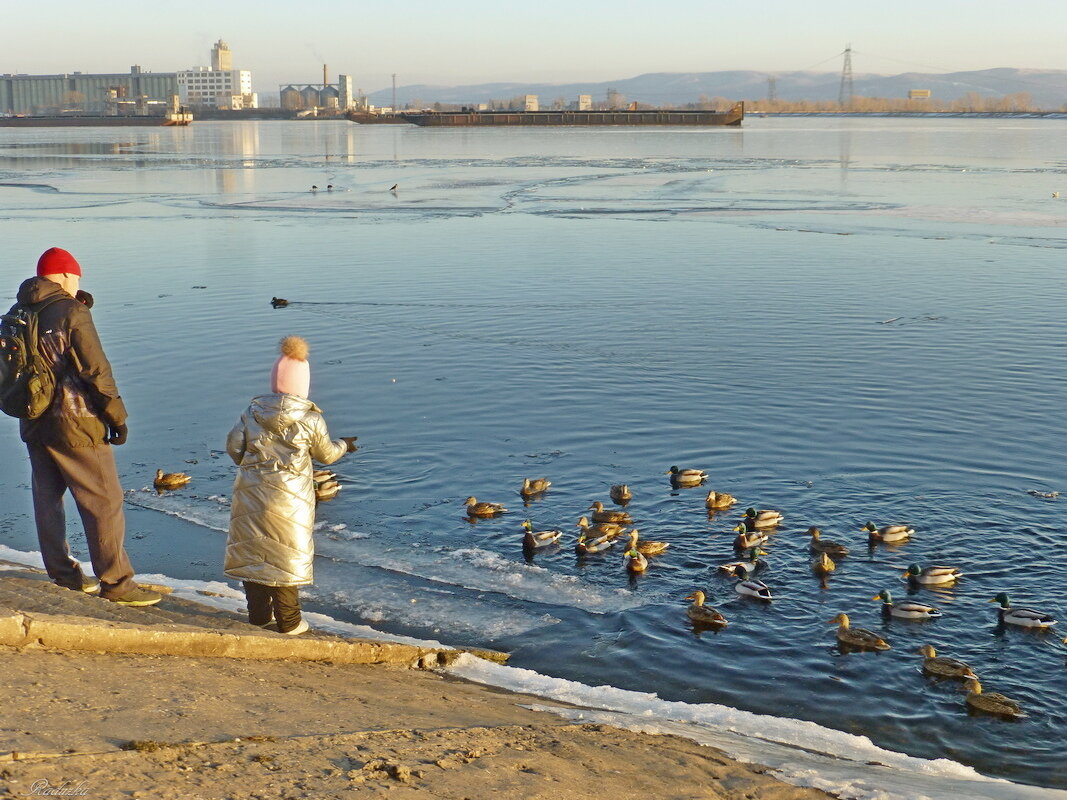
left=4, top=1, right=1065, bottom=92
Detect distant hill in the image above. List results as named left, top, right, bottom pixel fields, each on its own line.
left=367, top=68, right=1067, bottom=110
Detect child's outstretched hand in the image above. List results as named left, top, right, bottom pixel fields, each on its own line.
left=341, top=436, right=358, bottom=453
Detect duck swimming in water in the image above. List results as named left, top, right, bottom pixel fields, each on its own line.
left=609, top=484, right=632, bottom=504
left=812, top=551, right=836, bottom=577
left=741, top=507, right=782, bottom=529
left=917, top=645, right=977, bottom=680
left=575, top=515, right=627, bottom=540
left=963, top=678, right=1025, bottom=719
left=465, top=497, right=507, bottom=518
left=732, top=525, right=769, bottom=552
left=154, top=469, right=191, bottom=491
left=270, top=297, right=289, bottom=308
left=719, top=547, right=767, bottom=577
left=903, top=563, right=961, bottom=587
left=808, top=527, right=849, bottom=558
left=989, top=593, right=1057, bottom=628
left=627, top=529, right=669, bottom=556
left=863, top=521, right=914, bottom=545
left=667, top=466, right=707, bottom=487
left=521, top=520, right=562, bottom=554
left=588, top=501, right=632, bottom=524
left=731, top=565, right=773, bottom=601
left=874, top=589, right=941, bottom=620
left=684, top=590, right=728, bottom=627
left=705, top=490, right=736, bottom=510
left=828, top=612, right=890, bottom=651
left=520, top=477, right=551, bottom=497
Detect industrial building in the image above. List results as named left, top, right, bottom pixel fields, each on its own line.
left=0, top=66, right=177, bottom=116
left=1, top=39, right=257, bottom=116
left=177, top=40, right=258, bottom=109
left=280, top=69, right=364, bottom=113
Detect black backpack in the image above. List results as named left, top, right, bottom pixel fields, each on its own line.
left=0, top=298, right=60, bottom=419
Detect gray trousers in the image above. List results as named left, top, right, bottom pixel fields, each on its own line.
left=27, top=441, right=136, bottom=599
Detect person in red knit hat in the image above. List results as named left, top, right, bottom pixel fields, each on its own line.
left=7, top=247, right=161, bottom=605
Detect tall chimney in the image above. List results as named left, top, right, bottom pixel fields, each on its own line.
left=323, top=64, right=328, bottom=88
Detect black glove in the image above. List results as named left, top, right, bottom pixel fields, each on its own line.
left=108, top=424, right=128, bottom=446
left=340, top=436, right=358, bottom=453
left=75, top=290, right=94, bottom=309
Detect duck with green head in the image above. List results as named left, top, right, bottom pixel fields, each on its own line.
left=874, top=589, right=941, bottom=620
left=989, top=593, right=1057, bottom=628
left=732, top=524, right=768, bottom=552
left=741, top=507, right=782, bottom=530
left=667, top=466, right=707, bottom=487
left=903, top=563, right=961, bottom=586
left=718, top=547, right=767, bottom=577
left=863, top=521, right=913, bottom=545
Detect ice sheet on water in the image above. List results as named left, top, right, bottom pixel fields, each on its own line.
left=346, top=544, right=644, bottom=613
left=447, top=655, right=1067, bottom=800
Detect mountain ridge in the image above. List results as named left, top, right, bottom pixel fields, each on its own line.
left=366, top=68, right=1067, bottom=109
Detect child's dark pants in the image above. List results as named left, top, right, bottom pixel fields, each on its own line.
left=242, top=581, right=302, bottom=632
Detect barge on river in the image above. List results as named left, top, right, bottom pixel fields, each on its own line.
left=0, top=111, right=193, bottom=127
left=351, top=102, right=743, bottom=127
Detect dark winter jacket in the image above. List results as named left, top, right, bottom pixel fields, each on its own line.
left=14, top=277, right=127, bottom=448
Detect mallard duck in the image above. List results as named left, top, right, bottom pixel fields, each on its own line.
left=809, top=527, right=849, bottom=558
left=624, top=546, right=649, bottom=573
left=609, top=484, right=632, bottom=504
left=733, top=525, right=769, bottom=552
left=719, top=547, right=767, bottom=576
left=903, top=563, right=961, bottom=586
left=863, top=521, right=914, bottom=545
left=522, top=520, right=562, bottom=553
left=812, top=551, right=836, bottom=577
left=742, top=507, right=783, bottom=529
left=154, top=469, right=191, bottom=491
left=963, top=678, right=1025, bottom=718
left=520, top=477, right=551, bottom=497
left=575, top=531, right=616, bottom=555
left=684, top=590, right=728, bottom=627
left=731, top=565, right=773, bottom=600
left=312, top=469, right=336, bottom=484
left=917, top=645, right=977, bottom=680
left=828, top=612, right=890, bottom=650
left=465, top=496, right=507, bottom=518
left=588, top=502, right=632, bottom=524
left=315, top=479, right=341, bottom=502
left=667, top=466, right=707, bottom=487
left=575, top=516, right=628, bottom=540
left=989, top=593, right=1057, bottom=628
left=627, top=530, right=669, bottom=556
left=874, top=589, right=941, bottom=620
left=705, top=490, right=736, bottom=510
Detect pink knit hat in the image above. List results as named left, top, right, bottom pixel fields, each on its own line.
left=270, top=336, right=310, bottom=398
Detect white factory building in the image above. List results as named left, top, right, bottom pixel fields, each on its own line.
left=177, top=40, right=257, bottom=109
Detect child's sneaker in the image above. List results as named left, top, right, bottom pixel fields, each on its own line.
left=281, top=619, right=309, bottom=636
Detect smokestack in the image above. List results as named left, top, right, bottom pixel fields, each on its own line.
left=323, top=63, right=328, bottom=87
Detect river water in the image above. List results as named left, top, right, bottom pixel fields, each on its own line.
left=0, top=117, right=1065, bottom=795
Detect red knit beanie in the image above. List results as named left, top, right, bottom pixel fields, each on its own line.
left=37, top=247, right=82, bottom=277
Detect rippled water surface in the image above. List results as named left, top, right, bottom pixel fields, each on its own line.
left=1, top=118, right=1065, bottom=789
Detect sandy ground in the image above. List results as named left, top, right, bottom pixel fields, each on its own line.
left=0, top=644, right=836, bottom=800
left=0, top=566, right=834, bottom=800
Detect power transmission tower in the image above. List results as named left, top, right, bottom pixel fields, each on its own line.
left=839, top=45, right=853, bottom=109
left=767, top=76, right=777, bottom=103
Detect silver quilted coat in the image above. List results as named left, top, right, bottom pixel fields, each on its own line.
left=224, top=393, right=347, bottom=586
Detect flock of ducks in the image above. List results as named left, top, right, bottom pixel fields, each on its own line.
left=153, top=467, right=341, bottom=504
left=465, top=467, right=1064, bottom=721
